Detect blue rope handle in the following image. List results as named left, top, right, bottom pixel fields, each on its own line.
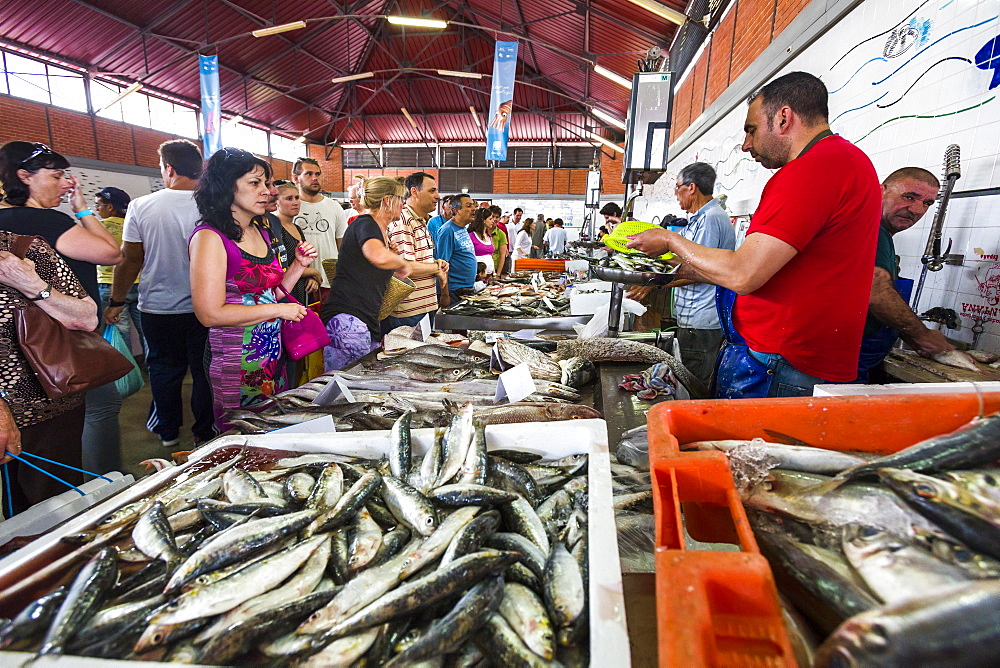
left=5, top=454, right=85, bottom=496
left=2, top=463, right=12, bottom=519
left=18, top=452, right=112, bottom=483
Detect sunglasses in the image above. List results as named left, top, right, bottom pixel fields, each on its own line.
left=20, top=143, right=56, bottom=166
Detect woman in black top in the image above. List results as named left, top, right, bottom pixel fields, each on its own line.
left=0, top=142, right=125, bottom=479
left=320, top=176, right=411, bottom=370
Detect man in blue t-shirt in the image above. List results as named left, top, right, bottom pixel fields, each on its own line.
left=434, top=194, right=478, bottom=304
left=427, top=195, right=452, bottom=240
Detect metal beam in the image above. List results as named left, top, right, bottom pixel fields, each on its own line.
left=88, top=0, right=195, bottom=66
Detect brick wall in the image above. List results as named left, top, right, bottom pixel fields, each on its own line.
left=671, top=0, right=814, bottom=138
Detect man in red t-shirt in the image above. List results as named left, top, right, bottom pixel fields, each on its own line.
left=628, top=71, right=881, bottom=398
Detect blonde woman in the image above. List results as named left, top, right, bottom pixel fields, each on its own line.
left=320, top=177, right=411, bottom=370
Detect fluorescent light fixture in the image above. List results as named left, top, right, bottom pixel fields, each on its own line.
left=594, top=65, right=632, bottom=89
left=387, top=16, right=447, bottom=29
left=592, top=108, right=626, bottom=131
left=252, top=21, right=307, bottom=38
left=401, top=107, right=418, bottom=128
left=331, top=72, right=375, bottom=84
left=627, top=0, right=688, bottom=25
left=590, top=132, right=625, bottom=153
left=437, top=69, right=483, bottom=80
left=96, top=81, right=143, bottom=112
left=294, top=135, right=307, bottom=144
left=469, top=106, right=481, bottom=127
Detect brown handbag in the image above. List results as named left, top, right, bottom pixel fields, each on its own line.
left=9, top=235, right=133, bottom=399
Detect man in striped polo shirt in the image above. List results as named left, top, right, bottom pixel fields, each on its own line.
left=382, top=172, right=450, bottom=335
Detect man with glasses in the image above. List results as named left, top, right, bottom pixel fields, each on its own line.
left=631, top=163, right=735, bottom=386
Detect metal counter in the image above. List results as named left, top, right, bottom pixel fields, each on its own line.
left=434, top=313, right=591, bottom=332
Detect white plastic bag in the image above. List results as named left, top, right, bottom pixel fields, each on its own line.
left=574, top=298, right=647, bottom=338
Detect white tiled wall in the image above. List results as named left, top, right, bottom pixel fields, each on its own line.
left=634, top=0, right=1000, bottom=351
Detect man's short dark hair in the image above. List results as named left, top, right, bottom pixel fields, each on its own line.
left=159, top=139, right=202, bottom=179
left=292, top=157, right=320, bottom=175
left=452, top=193, right=472, bottom=207
left=513, top=207, right=523, bottom=214
left=884, top=167, right=940, bottom=190
left=678, top=162, right=716, bottom=196
left=600, top=202, right=622, bottom=217
left=553, top=218, right=564, bottom=226
left=404, top=171, right=434, bottom=195
left=747, top=71, right=828, bottom=126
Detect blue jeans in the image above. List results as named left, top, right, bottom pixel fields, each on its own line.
left=748, top=349, right=828, bottom=398
left=141, top=311, right=216, bottom=443
left=381, top=312, right=434, bottom=338
left=83, top=379, right=122, bottom=474
left=99, top=283, right=143, bottom=348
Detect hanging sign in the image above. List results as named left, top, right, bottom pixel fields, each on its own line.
left=199, top=55, right=222, bottom=158
left=486, top=41, right=519, bottom=161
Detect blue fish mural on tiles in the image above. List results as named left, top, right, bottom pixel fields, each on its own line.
left=976, top=36, right=1000, bottom=89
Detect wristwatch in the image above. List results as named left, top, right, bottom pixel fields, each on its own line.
left=29, top=283, right=52, bottom=301
left=107, top=298, right=126, bottom=307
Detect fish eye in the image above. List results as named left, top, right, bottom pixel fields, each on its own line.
left=859, top=527, right=879, bottom=538
left=914, top=483, right=937, bottom=498
left=985, top=474, right=998, bottom=486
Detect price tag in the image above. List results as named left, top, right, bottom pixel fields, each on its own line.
left=313, top=376, right=356, bottom=405
left=494, top=363, right=536, bottom=404
left=531, top=272, right=543, bottom=289
left=274, top=415, right=336, bottom=434
left=410, top=313, right=432, bottom=341
left=542, top=297, right=556, bottom=310
left=483, top=331, right=505, bottom=344
left=512, top=329, right=543, bottom=341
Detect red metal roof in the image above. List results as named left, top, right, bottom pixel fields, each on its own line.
left=0, top=0, right=685, bottom=145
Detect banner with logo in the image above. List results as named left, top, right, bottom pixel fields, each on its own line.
left=199, top=55, right=222, bottom=158
left=486, top=41, right=519, bottom=161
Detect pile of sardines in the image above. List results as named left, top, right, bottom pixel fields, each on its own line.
left=228, top=339, right=599, bottom=434
left=685, top=411, right=1000, bottom=666
left=442, top=283, right=571, bottom=320
left=0, top=408, right=590, bottom=666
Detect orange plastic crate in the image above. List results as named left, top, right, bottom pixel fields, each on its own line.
left=646, top=392, right=1000, bottom=667
left=513, top=258, right=566, bottom=272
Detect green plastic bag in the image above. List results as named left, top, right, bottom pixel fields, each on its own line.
left=103, top=324, right=144, bottom=399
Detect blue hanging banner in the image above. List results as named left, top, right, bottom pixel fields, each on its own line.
left=486, top=41, right=519, bottom=162
left=199, top=55, right=222, bottom=158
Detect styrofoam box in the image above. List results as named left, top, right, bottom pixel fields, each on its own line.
left=0, top=419, right=629, bottom=668
left=570, top=281, right=614, bottom=315
left=813, top=381, right=1000, bottom=397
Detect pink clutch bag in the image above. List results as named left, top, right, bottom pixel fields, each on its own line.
left=275, top=286, right=330, bottom=360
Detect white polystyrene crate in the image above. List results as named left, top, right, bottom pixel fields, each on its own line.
left=813, top=381, right=1000, bottom=396
left=0, top=419, right=629, bottom=668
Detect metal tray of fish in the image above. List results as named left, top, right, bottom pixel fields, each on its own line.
left=0, top=420, right=628, bottom=667
left=591, top=264, right=678, bottom=286
left=434, top=313, right=591, bottom=332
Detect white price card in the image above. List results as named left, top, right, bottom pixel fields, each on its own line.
left=274, top=415, right=336, bottom=434
left=494, top=363, right=536, bottom=404
left=410, top=313, right=432, bottom=341
left=542, top=297, right=556, bottom=310
left=313, top=376, right=356, bottom=405
left=490, top=341, right=511, bottom=373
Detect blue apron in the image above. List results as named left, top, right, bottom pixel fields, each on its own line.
left=711, top=287, right=774, bottom=399
left=855, top=277, right=913, bottom=382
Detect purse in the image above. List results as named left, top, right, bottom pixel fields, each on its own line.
left=10, top=235, right=133, bottom=399
left=274, top=285, right=330, bottom=360
left=378, top=275, right=416, bottom=321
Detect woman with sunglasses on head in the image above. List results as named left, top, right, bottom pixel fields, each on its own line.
left=189, top=148, right=317, bottom=430
left=0, top=142, right=125, bottom=479
left=320, top=176, right=411, bottom=370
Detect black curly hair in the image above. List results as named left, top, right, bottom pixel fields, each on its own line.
left=195, top=147, right=272, bottom=241
left=0, top=141, right=72, bottom=206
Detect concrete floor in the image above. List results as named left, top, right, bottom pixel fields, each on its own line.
left=116, top=369, right=200, bottom=480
